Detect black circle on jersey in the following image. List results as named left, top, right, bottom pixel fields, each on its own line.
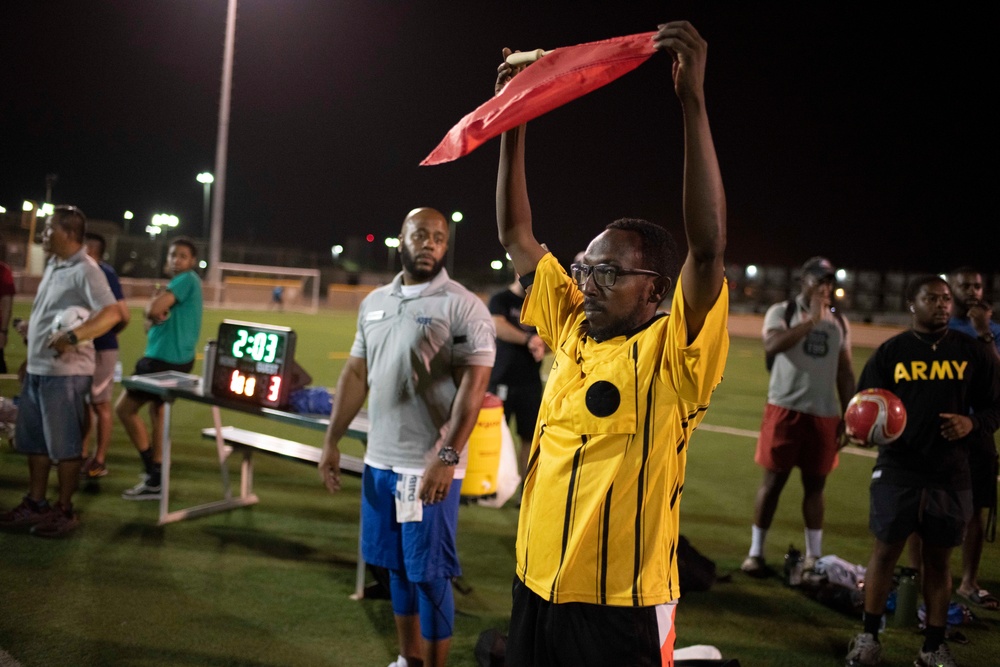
left=586, top=381, right=620, bottom=417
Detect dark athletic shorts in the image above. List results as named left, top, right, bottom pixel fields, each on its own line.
left=869, top=469, right=973, bottom=547
left=490, top=381, right=542, bottom=443
left=506, top=576, right=676, bottom=667
left=125, top=356, right=195, bottom=403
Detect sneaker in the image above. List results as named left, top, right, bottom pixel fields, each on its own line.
left=845, top=632, right=881, bottom=666
left=387, top=656, right=408, bottom=667
left=85, top=461, right=108, bottom=479
left=916, top=643, right=957, bottom=667
left=803, top=555, right=818, bottom=572
left=741, top=555, right=769, bottom=578
left=121, top=475, right=162, bottom=500
left=0, top=496, right=53, bottom=528
left=30, top=503, right=80, bottom=538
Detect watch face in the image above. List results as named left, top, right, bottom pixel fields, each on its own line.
left=439, top=446, right=460, bottom=466
left=210, top=320, right=296, bottom=408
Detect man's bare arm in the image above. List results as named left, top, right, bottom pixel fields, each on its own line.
left=654, top=22, right=726, bottom=340
left=496, top=50, right=548, bottom=278
left=419, top=364, right=492, bottom=503
left=319, top=355, right=368, bottom=493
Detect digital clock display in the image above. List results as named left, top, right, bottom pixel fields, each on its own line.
left=210, top=320, right=297, bottom=408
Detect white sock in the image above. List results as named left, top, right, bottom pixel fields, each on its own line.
left=805, top=528, right=822, bottom=558
left=749, top=525, right=767, bottom=558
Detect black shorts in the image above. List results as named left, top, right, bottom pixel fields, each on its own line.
left=506, top=577, right=673, bottom=667
left=970, top=442, right=999, bottom=510
left=869, top=470, right=972, bottom=547
left=125, top=356, right=195, bottom=403
left=489, top=382, right=542, bottom=442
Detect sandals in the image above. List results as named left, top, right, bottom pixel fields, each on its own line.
left=959, top=588, right=1000, bottom=610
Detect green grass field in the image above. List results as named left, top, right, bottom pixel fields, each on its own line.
left=0, top=303, right=996, bottom=666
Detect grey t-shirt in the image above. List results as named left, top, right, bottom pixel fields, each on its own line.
left=764, top=296, right=851, bottom=417
left=350, top=268, right=496, bottom=471
left=27, top=248, right=117, bottom=376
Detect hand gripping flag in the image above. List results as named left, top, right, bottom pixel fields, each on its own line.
left=421, top=32, right=657, bottom=166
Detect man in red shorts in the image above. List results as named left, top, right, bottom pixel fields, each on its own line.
left=742, top=256, right=856, bottom=576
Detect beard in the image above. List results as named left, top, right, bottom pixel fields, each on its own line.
left=400, top=244, right=445, bottom=283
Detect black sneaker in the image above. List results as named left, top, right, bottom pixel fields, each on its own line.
left=121, top=475, right=162, bottom=501
left=31, top=503, right=80, bottom=538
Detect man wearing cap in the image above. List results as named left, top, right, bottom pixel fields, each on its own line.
left=741, top=256, right=856, bottom=576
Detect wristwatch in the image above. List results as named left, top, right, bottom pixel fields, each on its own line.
left=980, top=332, right=996, bottom=344
left=66, top=329, right=79, bottom=345
left=438, top=446, right=460, bottom=467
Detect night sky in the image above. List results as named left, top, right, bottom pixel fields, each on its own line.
left=2, top=2, right=994, bottom=276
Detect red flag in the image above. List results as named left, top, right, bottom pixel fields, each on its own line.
left=421, top=32, right=657, bottom=166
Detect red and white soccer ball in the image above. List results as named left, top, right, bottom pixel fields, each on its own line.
left=844, top=388, right=907, bottom=447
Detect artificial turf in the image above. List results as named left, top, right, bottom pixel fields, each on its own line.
left=0, top=302, right=996, bottom=666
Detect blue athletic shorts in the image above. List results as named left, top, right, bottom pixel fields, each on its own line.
left=360, top=466, right=462, bottom=582
left=14, top=374, right=91, bottom=460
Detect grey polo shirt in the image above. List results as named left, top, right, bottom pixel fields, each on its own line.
left=27, top=247, right=117, bottom=377
left=350, top=268, right=496, bottom=471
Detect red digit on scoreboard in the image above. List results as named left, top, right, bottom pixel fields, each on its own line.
left=267, top=376, right=282, bottom=402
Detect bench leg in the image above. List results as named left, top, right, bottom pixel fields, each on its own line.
left=158, top=401, right=173, bottom=524
left=351, top=506, right=366, bottom=600
left=212, top=406, right=235, bottom=500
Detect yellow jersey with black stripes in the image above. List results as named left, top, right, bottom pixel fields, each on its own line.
left=517, top=253, right=729, bottom=606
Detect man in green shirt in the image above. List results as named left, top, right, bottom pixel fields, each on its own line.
left=116, top=238, right=203, bottom=500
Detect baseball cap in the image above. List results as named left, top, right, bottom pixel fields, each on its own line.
left=801, top=256, right=836, bottom=281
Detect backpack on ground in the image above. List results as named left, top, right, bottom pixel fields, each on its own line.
left=677, top=534, right=718, bottom=593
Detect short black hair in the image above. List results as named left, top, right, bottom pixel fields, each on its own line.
left=169, top=236, right=197, bottom=257
left=605, top=218, right=680, bottom=279
left=905, top=274, right=949, bottom=302
left=84, top=231, right=106, bottom=256
left=52, top=205, right=86, bottom=243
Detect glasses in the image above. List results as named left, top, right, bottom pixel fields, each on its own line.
left=570, top=262, right=661, bottom=288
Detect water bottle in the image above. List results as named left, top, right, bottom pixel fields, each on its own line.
left=892, top=566, right=919, bottom=628
left=113, top=360, right=123, bottom=383
left=784, top=545, right=804, bottom=586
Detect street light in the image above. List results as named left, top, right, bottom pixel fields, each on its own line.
left=196, top=172, right=214, bottom=240
left=123, top=210, right=134, bottom=234
left=447, top=210, right=463, bottom=276
left=384, top=236, right=400, bottom=272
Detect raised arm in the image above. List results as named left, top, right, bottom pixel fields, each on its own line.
left=496, top=49, right=548, bottom=278
left=654, top=21, right=726, bottom=339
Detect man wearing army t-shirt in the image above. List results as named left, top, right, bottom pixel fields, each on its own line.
left=845, top=275, right=1000, bottom=667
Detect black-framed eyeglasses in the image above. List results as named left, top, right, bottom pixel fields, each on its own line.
left=570, top=262, right=661, bottom=288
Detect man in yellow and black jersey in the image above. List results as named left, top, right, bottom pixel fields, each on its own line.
left=495, top=21, right=728, bottom=666
left=845, top=276, right=1000, bottom=667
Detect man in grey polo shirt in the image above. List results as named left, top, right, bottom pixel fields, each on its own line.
left=0, top=206, right=123, bottom=537
left=320, top=207, right=495, bottom=667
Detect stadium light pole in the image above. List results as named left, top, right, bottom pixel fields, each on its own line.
left=208, top=0, right=238, bottom=289
left=196, top=172, right=214, bottom=241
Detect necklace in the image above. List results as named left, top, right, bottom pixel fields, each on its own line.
left=910, top=328, right=949, bottom=351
